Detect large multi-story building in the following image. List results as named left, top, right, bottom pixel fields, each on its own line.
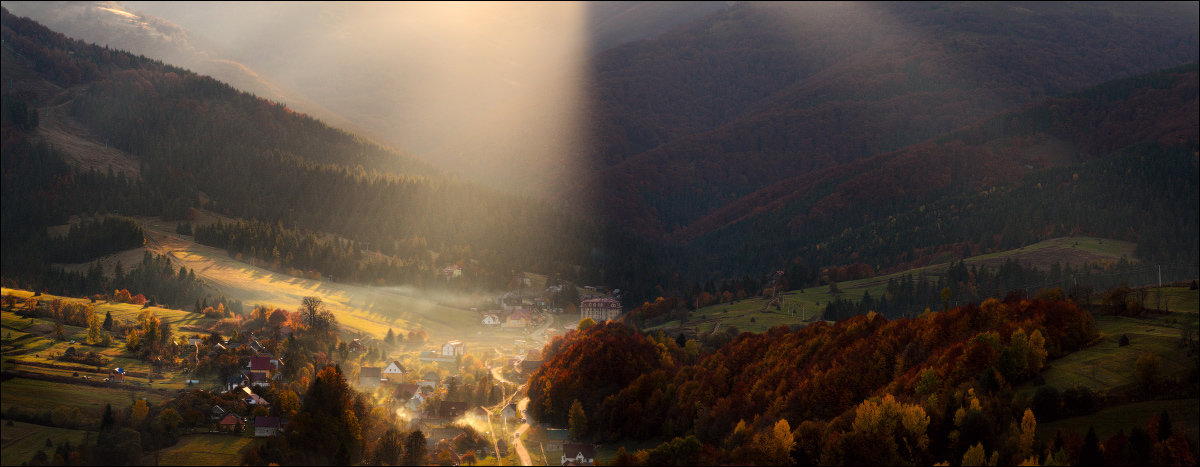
left=579, top=297, right=622, bottom=322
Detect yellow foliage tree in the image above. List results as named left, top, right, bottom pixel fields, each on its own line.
left=1019, top=408, right=1036, bottom=456
left=1028, top=330, right=1047, bottom=372
left=852, top=393, right=931, bottom=458
left=131, top=399, right=149, bottom=425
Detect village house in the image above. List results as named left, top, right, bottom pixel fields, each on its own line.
left=219, top=413, right=244, bottom=432
left=561, top=443, right=596, bottom=466
left=240, top=386, right=270, bottom=407
left=254, top=416, right=281, bottom=437
left=504, top=309, right=532, bottom=328
left=110, top=367, right=125, bottom=382
left=439, top=401, right=468, bottom=419
left=404, top=390, right=426, bottom=412
left=382, top=361, right=406, bottom=383
left=546, top=429, right=569, bottom=450
left=359, top=366, right=382, bottom=388
left=501, top=402, right=519, bottom=420
left=441, top=340, right=466, bottom=357
left=580, top=297, right=622, bottom=322
left=481, top=312, right=503, bottom=327
left=441, top=265, right=463, bottom=279
left=247, top=371, right=270, bottom=388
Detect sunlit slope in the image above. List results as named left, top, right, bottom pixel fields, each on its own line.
left=136, top=221, right=476, bottom=341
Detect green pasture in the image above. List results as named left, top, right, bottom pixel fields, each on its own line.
left=1020, top=315, right=1196, bottom=396
left=0, top=377, right=165, bottom=417
left=1149, top=286, right=1199, bottom=314
left=153, top=434, right=258, bottom=466
left=683, top=236, right=1151, bottom=335
left=0, top=421, right=95, bottom=466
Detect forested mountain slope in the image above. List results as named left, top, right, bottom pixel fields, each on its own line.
left=679, top=65, right=1200, bottom=280
left=1, top=8, right=673, bottom=304
left=575, top=1, right=1199, bottom=240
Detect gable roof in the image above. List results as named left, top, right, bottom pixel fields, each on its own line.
left=249, top=356, right=273, bottom=371
left=394, top=383, right=419, bottom=397
left=384, top=361, right=406, bottom=373
left=220, top=413, right=242, bottom=426
left=439, top=401, right=468, bottom=418
left=360, top=367, right=382, bottom=379
left=254, top=416, right=280, bottom=428
left=563, top=443, right=596, bottom=459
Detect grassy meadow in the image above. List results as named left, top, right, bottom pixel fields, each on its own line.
left=152, top=434, right=259, bottom=466
left=0, top=421, right=95, bottom=465
left=668, top=236, right=1159, bottom=335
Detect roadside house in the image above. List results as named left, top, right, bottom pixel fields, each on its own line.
left=561, top=443, right=596, bottom=466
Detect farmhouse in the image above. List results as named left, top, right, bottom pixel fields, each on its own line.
left=481, top=312, right=503, bottom=326
left=561, top=443, right=596, bottom=466
left=580, top=297, right=621, bottom=322
left=404, top=390, right=426, bottom=412
left=504, top=309, right=531, bottom=328
left=546, top=429, right=569, bottom=449
left=219, top=413, right=244, bottom=432
left=442, top=340, right=466, bottom=357
left=359, top=366, right=382, bottom=388
left=254, top=416, right=281, bottom=437
left=382, top=360, right=406, bottom=382
left=439, top=401, right=468, bottom=419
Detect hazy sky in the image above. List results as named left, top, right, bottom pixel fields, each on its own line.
left=2, top=1, right=726, bottom=192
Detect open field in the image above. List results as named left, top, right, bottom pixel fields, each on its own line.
left=152, top=434, right=259, bottom=466
left=1019, top=314, right=1198, bottom=396
left=1152, top=286, right=1199, bottom=314
left=1038, top=398, right=1200, bottom=447
left=1, top=377, right=165, bottom=416
left=0, top=421, right=95, bottom=466
left=133, top=219, right=484, bottom=343
left=1, top=290, right=206, bottom=389
left=670, top=236, right=1148, bottom=335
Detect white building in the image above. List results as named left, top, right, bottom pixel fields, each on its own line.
left=579, top=297, right=621, bottom=322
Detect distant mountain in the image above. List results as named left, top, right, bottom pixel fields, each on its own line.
left=0, top=1, right=359, bottom=133
left=680, top=65, right=1199, bottom=279
left=585, top=1, right=730, bottom=52
left=575, top=1, right=1199, bottom=240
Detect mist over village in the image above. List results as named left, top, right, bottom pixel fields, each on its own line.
left=1, top=2, right=1197, bottom=466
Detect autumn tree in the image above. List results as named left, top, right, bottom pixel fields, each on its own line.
left=401, top=430, right=427, bottom=466
left=86, top=307, right=106, bottom=345
left=131, top=399, right=149, bottom=425
left=569, top=399, right=588, bottom=440
left=849, top=394, right=930, bottom=463
left=374, top=427, right=404, bottom=465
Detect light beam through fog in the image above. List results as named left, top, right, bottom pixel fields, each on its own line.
left=123, top=1, right=591, bottom=197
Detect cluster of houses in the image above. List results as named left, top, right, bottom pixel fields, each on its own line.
left=477, top=289, right=625, bottom=331
left=225, top=354, right=284, bottom=390
left=209, top=403, right=281, bottom=437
